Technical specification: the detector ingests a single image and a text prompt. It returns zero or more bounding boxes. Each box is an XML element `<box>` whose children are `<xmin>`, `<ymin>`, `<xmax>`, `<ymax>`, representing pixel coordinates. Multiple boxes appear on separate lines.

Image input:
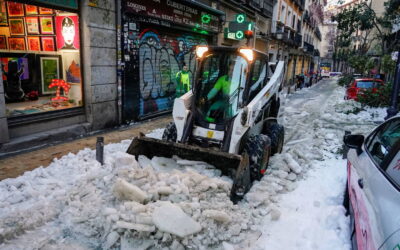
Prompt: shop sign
<box><xmin>123</xmin><ymin>0</ymin><xmax>220</xmax><ymax>32</ymax></box>
<box><xmin>33</xmin><ymin>0</ymin><xmax>78</xmax><ymax>10</ymax></box>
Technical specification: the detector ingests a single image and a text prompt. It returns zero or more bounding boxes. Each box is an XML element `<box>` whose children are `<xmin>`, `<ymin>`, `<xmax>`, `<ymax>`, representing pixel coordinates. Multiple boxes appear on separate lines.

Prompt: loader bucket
<box><xmin>126</xmin><ymin>135</ymin><xmax>251</xmax><ymax>203</ymax></box>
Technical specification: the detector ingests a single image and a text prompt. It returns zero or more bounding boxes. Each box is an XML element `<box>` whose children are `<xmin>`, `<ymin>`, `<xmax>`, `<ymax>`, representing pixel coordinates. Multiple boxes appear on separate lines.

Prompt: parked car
<box><xmin>330</xmin><ymin>71</ymin><xmax>343</xmax><ymax>77</ymax></box>
<box><xmin>343</xmin><ymin>116</ymin><xmax>400</xmax><ymax>250</ymax></box>
<box><xmin>345</xmin><ymin>78</ymin><xmax>384</xmax><ymax>100</ymax></box>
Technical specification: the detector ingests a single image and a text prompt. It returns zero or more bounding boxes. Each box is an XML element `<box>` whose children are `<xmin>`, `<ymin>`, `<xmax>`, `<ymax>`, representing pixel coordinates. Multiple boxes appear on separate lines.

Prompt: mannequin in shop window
<box><xmin>2</xmin><ymin>60</ymin><xmax>25</xmax><ymax>102</ymax></box>
<box><xmin>61</xmin><ymin>17</ymin><xmax>76</xmax><ymax>50</ymax></box>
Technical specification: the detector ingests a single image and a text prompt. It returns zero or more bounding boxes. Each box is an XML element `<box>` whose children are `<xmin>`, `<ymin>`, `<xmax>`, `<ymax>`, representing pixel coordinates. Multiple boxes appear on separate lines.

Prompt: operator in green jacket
<box><xmin>200</xmin><ymin>63</ymin><xmax>238</xmax><ymax>122</ymax></box>
<box><xmin>175</xmin><ymin>65</ymin><xmax>191</xmax><ymax>97</ymax></box>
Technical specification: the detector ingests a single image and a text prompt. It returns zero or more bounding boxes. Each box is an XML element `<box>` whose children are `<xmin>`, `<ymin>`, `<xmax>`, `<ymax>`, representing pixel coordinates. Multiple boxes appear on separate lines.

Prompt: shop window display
<box><xmin>0</xmin><ymin>1</ymin><xmax>82</xmax><ymax>117</ymax></box>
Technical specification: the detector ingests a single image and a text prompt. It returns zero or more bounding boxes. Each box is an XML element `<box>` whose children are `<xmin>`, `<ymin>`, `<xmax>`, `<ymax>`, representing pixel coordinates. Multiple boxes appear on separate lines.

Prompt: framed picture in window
<box><xmin>25</xmin><ymin>4</ymin><xmax>38</xmax><ymax>15</ymax></box>
<box><xmin>7</xmin><ymin>2</ymin><xmax>24</xmax><ymax>17</ymax></box>
<box><xmin>9</xmin><ymin>18</ymin><xmax>25</xmax><ymax>36</ymax></box>
<box><xmin>39</xmin><ymin>16</ymin><xmax>54</xmax><ymax>34</ymax></box>
<box><xmin>26</xmin><ymin>17</ymin><xmax>39</xmax><ymax>34</ymax></box>
<box><xmin>39</xmin><ymin>7</ymin><xmax>53</xmax><ymax>15</ymax></box>
<box><xmin>8</xmin><ymin>37</ymin><xmax>26</xmax><ymax>50</ymax></box>
<box><xmin>0</xmin><ymin>35</ymin><xmax>7</xmax><ymax>49</ymax></box>
<box><xmin>0</xmin><ymin>2</ymin><xmax>8</xmax><ymax>26</ymax></box>
<box><xmin>39</xmin><ymin>55</ymin><xmax>62</xmax><ymax>94</ymax></box>
<box><xmin>41</xmin><ymin>37</ymin><xmax>55</xmax><ymax>51</ymax></box>
<box><xmin>27</xmin><ymin>36</ymin><xmax>40</xmax><ymax>51</ymax></box>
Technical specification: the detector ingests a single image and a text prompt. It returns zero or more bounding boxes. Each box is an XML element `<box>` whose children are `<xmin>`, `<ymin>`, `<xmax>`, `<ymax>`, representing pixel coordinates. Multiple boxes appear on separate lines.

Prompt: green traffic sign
<box><xmin>236</xmin><ymin>14</ymin><xmax>246</xmax><ymax>23</ymax></box>
<box><xmin>236</xmin><ymin>31</ymin><xmax>244</xmax><ymax>39</ymax></box>
<box><xmin>201</xmin><ymin>14</ymin><xmax>211</xmax><ymax>24</ymax></box>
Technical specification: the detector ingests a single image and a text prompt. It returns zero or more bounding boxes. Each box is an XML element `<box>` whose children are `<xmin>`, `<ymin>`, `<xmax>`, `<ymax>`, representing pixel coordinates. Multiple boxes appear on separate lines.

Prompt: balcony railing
<box><xmin>303</xmin><ymin>41</ymin><xmax>314</xmax><ymax>53</ymax></box>
<box><xmin>295</xmin><ymin>33</ymin><xmax>302</xmax><ymax>48</ymax></box>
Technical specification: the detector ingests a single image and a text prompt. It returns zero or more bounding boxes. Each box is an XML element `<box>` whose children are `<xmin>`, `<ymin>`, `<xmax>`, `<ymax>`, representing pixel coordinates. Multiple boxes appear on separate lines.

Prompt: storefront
<box><xmin>120</xmin><ymin>0</ymin><xmax>224</xmax><ymax>121</ymax></box>
<box><xmin>0</xmin><ymin>0</ymin><xmax>82</xmax><ymax>117</ymax></box>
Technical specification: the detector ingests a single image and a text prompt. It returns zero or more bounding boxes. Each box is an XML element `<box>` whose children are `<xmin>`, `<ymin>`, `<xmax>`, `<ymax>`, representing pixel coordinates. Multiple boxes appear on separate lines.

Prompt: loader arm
<box><xmin>228</xmin><ymin>61</ymin><xmax>285</xmax><ymax>154</ymax></box>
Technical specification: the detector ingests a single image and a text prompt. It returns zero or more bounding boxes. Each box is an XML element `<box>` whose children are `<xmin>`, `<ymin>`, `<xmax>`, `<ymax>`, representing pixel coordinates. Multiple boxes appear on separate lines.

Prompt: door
<box><xmin>349</xmin><ymin>118</ymin><xmax>400</xmax><ymax>250</ymax></box>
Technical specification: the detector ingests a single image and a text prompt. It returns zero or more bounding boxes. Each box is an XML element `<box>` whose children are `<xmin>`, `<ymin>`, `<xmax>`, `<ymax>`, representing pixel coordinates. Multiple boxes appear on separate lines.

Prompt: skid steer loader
<box><xmin>127</xmin><ymin>46</ymin><xmax>285</xmax><ymax>202</ymax></box>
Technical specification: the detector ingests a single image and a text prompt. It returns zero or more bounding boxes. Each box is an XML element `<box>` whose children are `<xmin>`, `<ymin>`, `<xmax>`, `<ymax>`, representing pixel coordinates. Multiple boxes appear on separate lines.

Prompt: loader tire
<box><xmin>265</xmin><ymin>123</ymin><xmax>284</xmax><ymax>155</ymax></box>
<box><xmin>244</xmin><ymin>134</ymin><xmax>271</xmax><ymax>181</ymax></box>
<box><xmin>162</xmin><ymin>122</ymin><xmax>177</xmax><ymax>142</ymax></box>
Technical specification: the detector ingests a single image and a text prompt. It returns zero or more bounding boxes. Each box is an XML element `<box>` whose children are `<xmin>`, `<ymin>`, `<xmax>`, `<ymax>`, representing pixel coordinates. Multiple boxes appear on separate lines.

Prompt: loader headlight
<box><xmin>196</xmin><ymin>46</ymin><xmax>209</xmax><ymax>58</ymax></box>
<box><xmin>239</xmin><ymin>48</ymin><xmax>254</xmax><ymax>62</ymax></box>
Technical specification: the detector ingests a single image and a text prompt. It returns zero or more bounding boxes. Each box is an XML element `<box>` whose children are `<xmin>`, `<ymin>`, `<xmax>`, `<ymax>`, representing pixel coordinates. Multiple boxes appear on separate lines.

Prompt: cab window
<box><xmin>366</xmin><ymin>119</ymin><xmax>400</xmax><ymax>168</ymax></box>
<box><xmin>249</xmin><ymin>59</ymin><xmax>266</xmax><ymax>100</ymax></box>
<box><xmin>386</xmin><ymin>151</ymin><xmax>400</xmax><ymax>186</ymax></box>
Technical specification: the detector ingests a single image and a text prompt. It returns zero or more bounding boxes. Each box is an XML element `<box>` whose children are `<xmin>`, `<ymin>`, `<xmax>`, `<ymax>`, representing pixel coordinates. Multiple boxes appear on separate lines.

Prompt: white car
<box><xmin>344</xmin><ymin>116</ymin><xmax>400</xmax><ymax>250</ymax></box>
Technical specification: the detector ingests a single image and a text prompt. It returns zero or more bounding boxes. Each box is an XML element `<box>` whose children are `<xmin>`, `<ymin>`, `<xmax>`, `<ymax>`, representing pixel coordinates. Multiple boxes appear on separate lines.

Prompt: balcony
<box><xmin>314</xmin><ymin>49</ymin><xmax>320</xmax><ymax>57</ymax></box>
<box><xmin>303</xmin><ymin>41</ymin><xmax>314</xmax><ymax>54</ymax></box>
<box><xmin>295</xmin><ymin>33</ymin><xmax>302</xmax><ymax>48</ymax></box>
<box><xmin>246</xmin><ymin>0</ymin><xmax>274</xmax><ymax>18</ymax></box>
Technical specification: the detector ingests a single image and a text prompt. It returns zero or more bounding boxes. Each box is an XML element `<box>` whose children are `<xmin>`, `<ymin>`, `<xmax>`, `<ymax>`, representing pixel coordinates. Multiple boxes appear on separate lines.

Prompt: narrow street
<box><xmin>0</xmin><ymin>78</ymin><xmax>387</xmax><ymax>249</ymax></box>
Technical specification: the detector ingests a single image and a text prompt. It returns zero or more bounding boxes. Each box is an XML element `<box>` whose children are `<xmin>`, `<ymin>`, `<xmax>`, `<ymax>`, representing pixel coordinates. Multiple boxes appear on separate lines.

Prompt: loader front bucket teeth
<box><xmin>126</xmin><ymin>136</ymin><xmax>251</xmax><ymax>202</ymax></box>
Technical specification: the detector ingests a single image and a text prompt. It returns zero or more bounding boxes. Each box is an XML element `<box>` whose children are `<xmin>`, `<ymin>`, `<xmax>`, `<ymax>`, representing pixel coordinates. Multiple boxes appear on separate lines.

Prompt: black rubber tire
<box><xmin>162</xmin><ymin>122</ymin><xmax>177</xmax><ymax>142</ymax></box>
<box><xmin>244</xmin><ymin>134</ymin><xmax>271</xmax><ymax>181</ymax></box>
<box><xmin>270</xmin><ymin>98</ymin><xmax>280</xmax><ymax>118</ymax></box>
<box><xmin>265</xmin><ymin>123</ymin><xmax>284</xmax><ymax>155</ymax></box>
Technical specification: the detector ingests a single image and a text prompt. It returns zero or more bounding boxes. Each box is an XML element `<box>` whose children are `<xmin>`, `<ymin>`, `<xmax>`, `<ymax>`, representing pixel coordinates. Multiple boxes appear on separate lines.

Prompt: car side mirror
<box><xmin>344</xmin><ymin>134</ymin><xmax>364</xmax><ymax>155</ymax></box>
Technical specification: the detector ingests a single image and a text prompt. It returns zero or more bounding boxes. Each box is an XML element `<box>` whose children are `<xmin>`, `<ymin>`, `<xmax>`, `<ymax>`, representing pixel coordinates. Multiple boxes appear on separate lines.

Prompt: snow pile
<box><xmin>0</xmin><ymin>80</ymin><xmax>386</xmax><ymax>249</ymax></box>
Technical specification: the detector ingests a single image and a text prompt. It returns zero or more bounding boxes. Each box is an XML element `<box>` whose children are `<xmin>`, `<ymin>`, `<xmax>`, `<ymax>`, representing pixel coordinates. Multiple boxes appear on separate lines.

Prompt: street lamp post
<box><xmin>386</xmin><ymin>51</ymin><xmax>400</xmax><ymax>120</ymax></box>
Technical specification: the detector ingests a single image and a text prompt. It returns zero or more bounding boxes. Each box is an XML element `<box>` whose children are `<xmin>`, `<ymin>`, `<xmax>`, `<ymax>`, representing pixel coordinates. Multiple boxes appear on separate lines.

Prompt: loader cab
<box><xmin>193</xmin><ymin>47</ymin><xmax>268</xmax><ymax>127</ymax></box>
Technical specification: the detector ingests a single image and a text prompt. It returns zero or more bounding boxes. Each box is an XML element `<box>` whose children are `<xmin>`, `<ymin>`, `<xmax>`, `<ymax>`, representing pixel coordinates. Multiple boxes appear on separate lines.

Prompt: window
<box><xmin>386</xmin><ymin>151</ymin><xmax>400</xmax><ymax>186</ymax></box>
<box><xmin>280</xmin><ymin>4</ymin><xmax>286</xmax><ymax>23</ymax></box>
<box><xmin>292</xmin><ymin>15</ymin><xmax>296</xmax><ymax>28</ymax></box>
<box><xmin>249</xmin><ymin>59</ymin><xmax>266</xmax><ymax>100</ymax></box>
<box><xmin>287</xmin><ymin>10</ymin><xmax>291</xmax><ymax>26</ymax></box>
<box><xmin>366</xmin><ymin>119</ymin><xmax>400</xmax><ymax>167</ymax></box>
<box><xmin>195</xmin><ymin>54</ymin><xmax>248</xmax><ymax>123</ymax></box>
<box><xmin>1</xmin><ymin>1</ymin><xmax>82</xmax><ymax>117</ymax></box>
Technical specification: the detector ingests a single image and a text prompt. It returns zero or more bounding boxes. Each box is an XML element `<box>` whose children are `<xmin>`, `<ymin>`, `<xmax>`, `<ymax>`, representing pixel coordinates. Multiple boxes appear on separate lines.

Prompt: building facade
<box><xmin>0</xmin><ymin>0</ymin><xmax>118</xmax><ymax>155</ymax></box>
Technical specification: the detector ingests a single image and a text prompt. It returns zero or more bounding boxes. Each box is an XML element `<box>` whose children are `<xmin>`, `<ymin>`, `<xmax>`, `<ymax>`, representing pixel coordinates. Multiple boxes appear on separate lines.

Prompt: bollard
<box><xmin>96</xmin><ymin>136</ymin><xmax>104</xmax><ymax>165</ymax></box>
<box><xmin>342</xmin><ymin>131</ymin><xmax>351</xmax><ymax>159</ymax></box>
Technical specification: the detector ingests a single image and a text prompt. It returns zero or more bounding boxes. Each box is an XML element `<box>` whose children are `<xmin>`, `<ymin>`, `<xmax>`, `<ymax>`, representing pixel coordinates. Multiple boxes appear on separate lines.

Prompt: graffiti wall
<box><xmin>136</xmin><ymin>28</ymin><xmax>207</xmax><ymax>117</ymax></box>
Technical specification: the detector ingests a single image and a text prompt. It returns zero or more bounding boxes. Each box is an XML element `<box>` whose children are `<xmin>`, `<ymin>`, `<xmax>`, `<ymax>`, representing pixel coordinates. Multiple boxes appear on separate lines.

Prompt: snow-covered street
<box><xmin>0</xmin><ymin>78</ymin><xmax>387</xmax><ymax>249</ymax></box>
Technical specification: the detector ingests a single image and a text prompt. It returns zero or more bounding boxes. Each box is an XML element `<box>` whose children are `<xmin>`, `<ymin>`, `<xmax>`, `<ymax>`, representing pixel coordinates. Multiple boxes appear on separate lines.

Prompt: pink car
<box><xmin>344</xmin><ymin>116</ymin><xmax>400</xmax><ymax>250</ymax></box>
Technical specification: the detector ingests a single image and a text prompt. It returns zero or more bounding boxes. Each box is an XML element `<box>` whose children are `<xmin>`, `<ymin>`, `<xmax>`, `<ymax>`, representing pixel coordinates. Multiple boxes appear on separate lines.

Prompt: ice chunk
<box><xmin>115</xmin><ymin>221</ymin><xmax>155</xmax><ymax>232</ymax></box>
<box><xmin>138</xmin><ymin>155</ymin><xmax>152</xmax><ymax>168</ymax></box>
<box><xmin>270</xmin><ymin>208</ymin><xmax>281</xmax><ymax>221</ymax></box>
<box><xmin>113</xmin><ymin>178</ymin><xmax>148</xmax><ymax>203</ymax></box>
<box><xmin>202</xmin><ymin>210</ymin><xmax>231</xmax><ymax>223</ymax></box>
<box><xmin>103</xmin><ymin>231</ymin><xmax>120</xmax><ymax>249</ymax></box>
<box><xmin>284</xmin><ymin>153</ymin><xmax>302</xmax><ymax>174</ymax></box>
<box><xmin>113</xmin><ymin>152</ymin><xmax>138</xmax><ymax>168</ymax></box>
<box><xmin>152</xmin><ymin>202</ymin><xmax>202</xmax><ymax>237</ymax></box>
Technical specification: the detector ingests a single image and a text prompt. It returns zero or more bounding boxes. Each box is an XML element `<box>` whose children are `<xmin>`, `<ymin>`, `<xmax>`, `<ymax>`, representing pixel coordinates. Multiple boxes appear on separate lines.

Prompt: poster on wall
<box><xmin>39</xmin><ymin>16</ymin><xmax>54</xmax><ymax>34</ymax></box>
<box><xmin>27</xmin><ymin>36</ymin><xmax>40</xmax><ymax>51</ymax></box>
<box><xmin>40</xmin><ymin>56</ymin><xmax>60</xmax><ymax>94</ymax></box>
<box><xmin>0</xmin><ymin>35</ymin><xmax>6</xmax><ymax>49</ymax></box>
<box><xmin>9</xmin><ymin>18</ymin><xmax>25</xmax><ymax>35</ymax></box>
<box><xmin>8</xmin><ymin>37</ymin><xmax>25</xmax><ymax>50</ymax></box>
<box><xmin>26</xmin><ymin>17</ymin><xmax>40</xmax><ymax>34</ymax></box>
<box><xmin>25</xmin><ymin>4</ymin><xmax>38</xmax><ymax>15</ymax></box>
<box><xmin>55</xmin><ymin>15</ymin><xmax>79</xmax><ymax>50</ymax></box>
<box><xmin>7</xmin><ymin>2</ymin><xmax>24</xmax><ymax>17</ymax></box>
<box><xmin>41</xmin><ymin>37</ymin><xmax>55</xmax><ymax>51</ymax></box>
<box><xmin>0</xmin><ymin>2</ymin><xmax>8</xmax><ymax>26</ymax></box>
<box><xmin>61</xmin><ymin>51</ymin><xmax>80</xmax><ymax>83</ymax></box>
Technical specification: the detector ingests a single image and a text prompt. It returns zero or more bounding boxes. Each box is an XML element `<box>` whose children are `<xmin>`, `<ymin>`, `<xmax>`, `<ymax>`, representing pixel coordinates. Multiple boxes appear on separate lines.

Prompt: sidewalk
<box><xmin>0</xmin><ymin>116</ymin><xmax>171</xmax><ymax>181</ymax></box>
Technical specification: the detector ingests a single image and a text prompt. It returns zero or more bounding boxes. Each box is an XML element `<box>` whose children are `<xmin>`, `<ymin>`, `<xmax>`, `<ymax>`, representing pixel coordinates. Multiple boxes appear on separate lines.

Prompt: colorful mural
<box><xmin>137</xmin><ymin>29</ymin><xmax>207</xmax><ymax>116</ymax></box>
